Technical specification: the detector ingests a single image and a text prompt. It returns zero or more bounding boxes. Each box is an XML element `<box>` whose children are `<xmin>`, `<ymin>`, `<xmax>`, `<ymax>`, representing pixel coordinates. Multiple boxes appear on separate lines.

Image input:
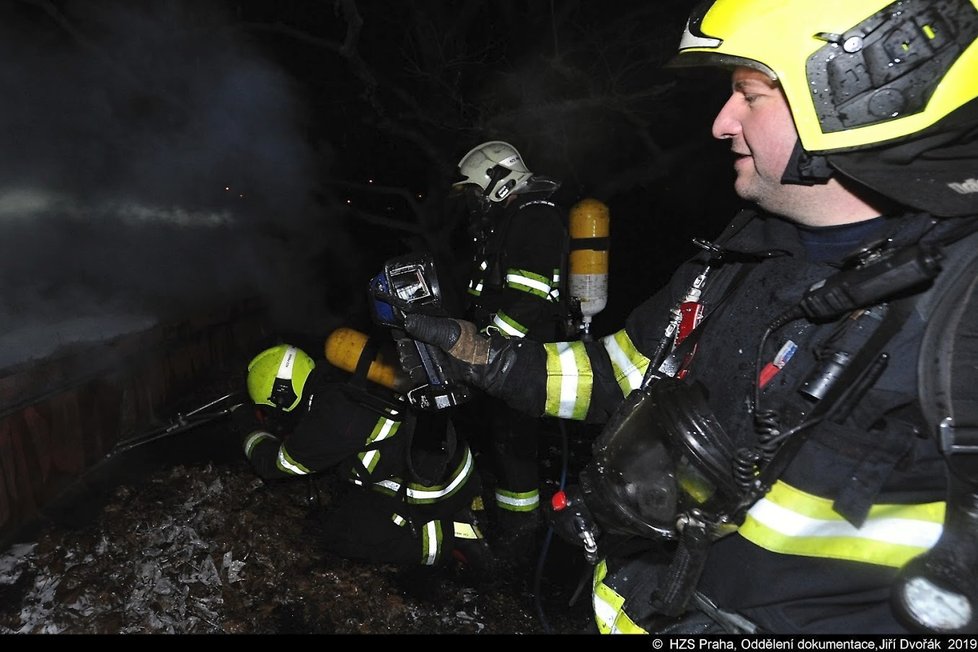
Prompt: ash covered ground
<box><xmin>0</xmin><ymin>413</ymin><xmax>597</xmax><ymax>635</ymax></box>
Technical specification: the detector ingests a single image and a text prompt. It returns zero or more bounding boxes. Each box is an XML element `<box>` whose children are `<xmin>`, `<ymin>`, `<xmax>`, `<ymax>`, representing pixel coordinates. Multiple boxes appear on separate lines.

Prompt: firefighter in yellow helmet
<box><xmin>235</xmin><ymin>340</ymin><xmax>491</xmax><ymax>571</ymax></box>
<box><xmin>398</xmin><ymin>0</ymin><xmax>978</xmax><ymax>634</ymax></box>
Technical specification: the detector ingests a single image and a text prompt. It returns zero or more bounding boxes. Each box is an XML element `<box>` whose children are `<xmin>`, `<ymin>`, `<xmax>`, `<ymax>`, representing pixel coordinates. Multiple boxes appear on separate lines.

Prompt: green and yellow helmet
<box><xmin>669</xmin><ymin>0</ymin><xmax>978</xmax><ymax>154</ymax></box>
<box><xmin>246</xmin><ymin>344</ymin><xmax>316</xmax><ymax>413</ymax></box>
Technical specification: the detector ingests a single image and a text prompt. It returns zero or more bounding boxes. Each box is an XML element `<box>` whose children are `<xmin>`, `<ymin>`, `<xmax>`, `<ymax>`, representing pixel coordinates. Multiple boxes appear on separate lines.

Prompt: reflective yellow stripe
<box><xmin>495</xmin><ymin>488</ymin><xmax>539</xmax><ymax>512</ymax></box>
<box><xmin>543</xmin><ymin>341</ymin><xmax>592</xmax><ymax>419</ymax></box>
<box><xmin>276</xmin><ymin>444</ymin><xmax>311</xmax><ymax>475</ymax></box>
<box><xmin>373</xmin><ymin>446</ymin><xmax>475</xmax><ymax>504</ymax></box>
<box><xmin>505</xmin><ymin>268</ymin><xmax>553</xmax><ymax>299</ymax></box>
<box><xmin>740</xmin><ymin>480</ymin><xmax>945</xmax><ymax>568</ymax></box>
<box><xmin>601</xmin><ymin>330</ymin><xmax>650</xmax><ymax>397</ymax></box>
<box><xmin>358</xmin><ymin>414</ymin><xmax>401</xmax><ymax>473</ymax></box>
<box><xmin>421</xmin><ymin>520</ymin><xmax>442</xmax><ymax>566</ymax></box>
<box><xmin>592</xmin><ymin>560</ymin><xmax>647</xmax><ymax>634</ymax></box>
<box><xmin>492</xmin><ymin>310</ymin><xmax>528</xmax><ymax>337</ymax></box>
<box><xmin>243</xmin><ymin>431</ymin><xmax>276</xmax><ymax>457</ymax></box>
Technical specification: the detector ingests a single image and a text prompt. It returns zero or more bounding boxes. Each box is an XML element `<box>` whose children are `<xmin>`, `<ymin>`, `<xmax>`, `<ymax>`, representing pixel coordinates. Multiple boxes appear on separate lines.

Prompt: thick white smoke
<box><xmin>0</xmin><ymin>1</ymin><xmax>341</xmax><ymax>369</ymax></box>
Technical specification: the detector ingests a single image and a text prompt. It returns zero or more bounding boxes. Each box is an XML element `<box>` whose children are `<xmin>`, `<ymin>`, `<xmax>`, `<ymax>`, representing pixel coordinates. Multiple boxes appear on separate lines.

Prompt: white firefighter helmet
<box><xmin>454</xmin><ymin>140</ymin><xmax>534</xmax><ymax>203</ymax></box>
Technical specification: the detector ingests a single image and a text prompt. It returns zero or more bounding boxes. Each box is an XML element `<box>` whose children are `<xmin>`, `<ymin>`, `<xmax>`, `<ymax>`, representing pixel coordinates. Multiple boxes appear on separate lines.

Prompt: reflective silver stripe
<box><xmin>543</xmin><ymin>341</ymin><xmax>592</xmax><ymax>419</ymax></box>
<box><xmin>468</xmin><ymin>260</ymin><xmax>488</xmax><ymax>296</ymax></box>
<box><xmin>358</xmin><ymin>415</ymin><xmax>401</xmax><ymax>473</ymax></box>
<box><xmin>492</xmin><ymin>310</ymin><xmax>528</xmax><ymax>338</ymax></box>
<box><xmin>243</xmin><ymin>431</ymin><xmax>277</xmax><ymax>458</ymax></box>
<box><xmin>601</xmin><ymin>330</ymin><xmax>649</xmax><ymax>396</ymax></box>
<box><xmin>276</xmin><ymin>346</ymin><xmax>298</xmax><ymax>380</ymax></box>
<box><xmin>592</xmin><ymin>560</ymin><xmax>646</xmax><ymax>634</ymax></box>
<box><xmin>741</xmin><ymin>480</ymin><xmax>945</xmax><ymax>568</ymax></box>
<box><xmin>505</xmin><ymin>269</ymin><xmax>552</xmax><ymax>299</ymax></box>
<box><xmin>374</xmin><ymin>478</ymin><xmax>401</xmax><ymax>494</ymax></box>
<box><xmin>677</xmin><ymin>19</ymin><xmax>722</xmax><ymax>51</ymax></box>
<box><xmin>495</xmin><ymin>488</ymin><xmax>539</xmax><ymax>512</ymax></box>
<box><xmin>276</xmin><ymin>444</ymin><xmax>311</xmax><ymax>475</ymax></box>
<box><xmin>373</xmin><ymin>446</ymin><xmax>475</xmax><ymax>503</ymax></box>
<box><xmin>421</xmin><ymin>520</ymin><xmax>441</xmax><ymax>566</ymax></box>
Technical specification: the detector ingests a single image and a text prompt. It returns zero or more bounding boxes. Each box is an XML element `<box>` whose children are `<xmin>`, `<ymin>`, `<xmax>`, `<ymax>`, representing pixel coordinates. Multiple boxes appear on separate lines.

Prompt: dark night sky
<box><xmin>0</xmin><ymin>0</ymin><xmax>743</xmax><ymax>367</ymax></box>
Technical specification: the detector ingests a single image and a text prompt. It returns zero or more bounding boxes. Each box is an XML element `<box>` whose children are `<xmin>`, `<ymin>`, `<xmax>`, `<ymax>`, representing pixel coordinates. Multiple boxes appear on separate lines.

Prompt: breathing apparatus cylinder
<box><xmin>324</xmin><ymin>327</ymin><xmax>409</xmax><ymax>393</ymax></box>
<box><xmin>568</xmin><ymin>198</ymin><xmax>610</xmax><ymax>338</ymax></box>
<box><xmin>891</xmin><ymin>472</ymin><xmax>978</xmax><ymax>634</ymax></box>
<box><xmin>891</xmin><ymin>248</ymin><xmax>978</xmax><ymax>634</ymax></box>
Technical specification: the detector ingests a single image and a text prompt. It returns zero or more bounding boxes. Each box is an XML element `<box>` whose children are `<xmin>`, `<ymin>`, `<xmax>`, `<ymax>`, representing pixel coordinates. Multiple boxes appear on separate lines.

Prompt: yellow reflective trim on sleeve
<box><xmin>601</xmin><ymin>330</ymin><xmax>650</xmax><ymax>397</ymax></box>
<box><xmin>739</xmin><ymin>480</ymin><xmax>945</xmax><ymax>568</ymax></box>
<box><xmin>276</xmin><ymin>443</ymin><xmax>311</xmax><ymax>476</ymax></box>
<box><xmin>505</xmin><ymin>268</ymin><xmax>553</xmax><ymax>299</ymax></box>
<box><xmin>543</xmin><ymin>341</ymin><xmax>592</xmax><ymax>420</ymax></box>
<box><xmin>492</xmin><ymin>310</ymin><xmax>528</xmax><ymax>338</ymax></box>
<box><xmin>592</xmin><ymin>560</ymin><xmax>648</xmax><ymax>634</ymax></box>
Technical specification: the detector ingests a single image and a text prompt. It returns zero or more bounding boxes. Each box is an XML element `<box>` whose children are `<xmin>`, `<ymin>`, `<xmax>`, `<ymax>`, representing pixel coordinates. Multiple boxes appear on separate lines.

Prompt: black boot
<box><xmin>450</xmin><ymin>500</ymin><xmax>497</xmax><ymax>577</ymax></box>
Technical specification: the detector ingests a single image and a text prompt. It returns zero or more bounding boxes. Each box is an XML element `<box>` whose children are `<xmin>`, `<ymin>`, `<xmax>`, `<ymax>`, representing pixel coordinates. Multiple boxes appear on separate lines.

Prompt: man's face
<box><xmin>711</xmin><ymin>67</ymin><xmax>801</xmax><ymax>213</ymax></box>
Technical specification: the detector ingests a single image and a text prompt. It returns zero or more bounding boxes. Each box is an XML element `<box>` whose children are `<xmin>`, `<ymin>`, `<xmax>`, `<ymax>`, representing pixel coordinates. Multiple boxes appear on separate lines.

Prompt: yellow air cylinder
<box><xmin>568</xmin><ymin>198</ymin><xmax>610</xmax><ymax>330</ymax></box>
<box><xmin>324</xmin><ymin>327</ymin><xmax>408</xmax><ymax>392</ymax></box>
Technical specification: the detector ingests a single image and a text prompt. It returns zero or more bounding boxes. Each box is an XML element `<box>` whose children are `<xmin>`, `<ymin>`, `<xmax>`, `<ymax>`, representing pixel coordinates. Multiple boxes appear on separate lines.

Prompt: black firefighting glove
<box><xmin>230</xmin><ymin>401</ymin><xmax>262</xmax><ymax>435</ymax></box>
<box><xmin>401</xmin><ymin>314</ymin><xmax>520</xmax><ymax>397</ymax></box>
<box><xmin>393</xmin><ymin>334</ymin><xmax>428</xmax><ymax>389</ymax></box>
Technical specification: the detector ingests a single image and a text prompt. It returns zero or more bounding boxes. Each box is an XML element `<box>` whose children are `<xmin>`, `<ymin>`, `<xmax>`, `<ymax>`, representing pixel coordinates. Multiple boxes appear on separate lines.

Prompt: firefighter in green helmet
<box><xmin>398</xmin><ymin>0</ymin><xmax>978</xmax><ymax>635</ymax></box>
<box><xmin>235</xmin><ymin>340</ymin><xmax>492</xmax><ymax>572</ymax></box>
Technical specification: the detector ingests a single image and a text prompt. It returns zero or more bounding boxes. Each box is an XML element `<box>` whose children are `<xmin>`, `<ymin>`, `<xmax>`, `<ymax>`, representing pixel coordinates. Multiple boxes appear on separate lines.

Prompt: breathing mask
<box><xmin>553</xmin><ymin>376</ymin><xmax>744</xmax><ymax>551</ymax></box>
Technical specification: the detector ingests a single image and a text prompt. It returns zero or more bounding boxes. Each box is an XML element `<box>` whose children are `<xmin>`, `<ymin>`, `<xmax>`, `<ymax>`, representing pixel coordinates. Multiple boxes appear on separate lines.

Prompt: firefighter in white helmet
<box><xmin>449</xmin><ymin>140</ymin><xmax>572</xmax><ymax>566</ymax></box>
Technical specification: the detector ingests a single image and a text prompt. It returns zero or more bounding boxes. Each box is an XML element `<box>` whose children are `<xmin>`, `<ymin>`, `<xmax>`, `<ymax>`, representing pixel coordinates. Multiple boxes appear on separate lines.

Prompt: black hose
<box><xmin>532</xmin><ymin>417</ymin><xmax>571</xmax><ymax>634</ymax></box>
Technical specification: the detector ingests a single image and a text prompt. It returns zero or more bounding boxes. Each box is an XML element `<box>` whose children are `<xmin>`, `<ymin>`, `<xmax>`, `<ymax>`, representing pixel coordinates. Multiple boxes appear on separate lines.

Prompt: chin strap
<box><xmin>780</xmin><ymin>140</ymin><xmax>835</xmax><ymax>186</ymax></box>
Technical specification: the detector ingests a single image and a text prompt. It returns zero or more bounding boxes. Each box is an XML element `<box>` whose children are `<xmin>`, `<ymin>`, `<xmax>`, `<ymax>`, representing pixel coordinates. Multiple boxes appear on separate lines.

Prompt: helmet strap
<box><xmin>270</xmin><ymin>377</ymin><xmax>298</xmax><ymax>411</ymax></box>
<box><xmin>781</xmin><ymin>140</ymin><xmax>834</xmax><ymax>186</ymax></box>
<box><xmin>484</xmin><ymin>164</ymin><xmax>512</xmax><ymax>200</ymax></box>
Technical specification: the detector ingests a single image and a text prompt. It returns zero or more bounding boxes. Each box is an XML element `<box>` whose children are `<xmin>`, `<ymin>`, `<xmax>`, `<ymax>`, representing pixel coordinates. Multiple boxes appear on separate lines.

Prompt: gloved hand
<box><xmin>394</xmin><ymin>336</ymin><xmax>429</xmax><ymax>388</ymax></box>
<box><xmin>402</xmin><ymin>314</ymin><xmax>520</xmax><ymax>395</ymax></box>
<box><xmin>230</xmin><ymin>401</ymin><xmax>262</xmax><ymax>435</ymax></box>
